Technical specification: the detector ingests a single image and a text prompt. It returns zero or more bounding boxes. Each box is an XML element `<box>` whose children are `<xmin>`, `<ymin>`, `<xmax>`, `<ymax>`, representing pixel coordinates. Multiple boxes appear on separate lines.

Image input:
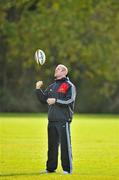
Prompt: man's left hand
<box><xmin>47</xmin><ymin>98</ymin><xmax>56</xmax><ymax>105</ymax></box>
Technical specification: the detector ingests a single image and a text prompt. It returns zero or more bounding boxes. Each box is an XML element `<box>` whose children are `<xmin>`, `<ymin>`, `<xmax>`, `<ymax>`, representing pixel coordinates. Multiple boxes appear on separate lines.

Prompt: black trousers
<box><xmin>46</xmin><ymin>121</ymin><xmax>72</xmax><ymax>173</ymax></box>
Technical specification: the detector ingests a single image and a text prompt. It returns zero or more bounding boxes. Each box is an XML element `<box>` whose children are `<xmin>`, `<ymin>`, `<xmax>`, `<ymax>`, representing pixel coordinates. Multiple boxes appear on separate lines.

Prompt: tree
<box><xmin>0</xmin><ymin>0</ymin><xmax>119</xmax><ymax>112</ymax></box>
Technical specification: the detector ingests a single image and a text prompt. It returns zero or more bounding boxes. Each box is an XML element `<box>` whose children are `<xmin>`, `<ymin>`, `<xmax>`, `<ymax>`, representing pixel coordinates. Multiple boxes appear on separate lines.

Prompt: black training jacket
<box><xmin>36</xmin><ymin>77</ymin><xmax>76</xmax><ymax>123</ymax></box>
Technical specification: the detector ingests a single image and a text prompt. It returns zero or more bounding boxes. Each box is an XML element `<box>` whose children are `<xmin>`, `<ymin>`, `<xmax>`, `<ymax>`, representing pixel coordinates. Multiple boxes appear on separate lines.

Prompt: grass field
<box><xmin>0</xmin><ymin>113</ymin><xmax>119</xmax><ymax>180</ymax></box>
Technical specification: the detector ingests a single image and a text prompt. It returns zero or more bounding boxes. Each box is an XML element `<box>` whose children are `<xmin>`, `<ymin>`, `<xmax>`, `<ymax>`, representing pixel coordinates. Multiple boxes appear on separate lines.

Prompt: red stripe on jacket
<box><xmin>57</xmin><ymin>82</ymin><xmax>69</xmax><ymax>93</ymax></box>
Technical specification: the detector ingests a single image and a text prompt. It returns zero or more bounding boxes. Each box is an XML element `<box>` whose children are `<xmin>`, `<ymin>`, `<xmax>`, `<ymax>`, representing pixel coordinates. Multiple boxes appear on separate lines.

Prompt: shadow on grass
<box><xmin>0</xmin><ymin>171</ymin><xmax>62</xmax><ymax>177</ymax></box>
<box><xmin>0</xmin><ymin>171</ymin><xmax>69</xmax><ymax>177</ymax></box>
<box><xmin>0</xmin><ymin>172</ymin><xmax>40</xmax><ymax>177</ymax></box>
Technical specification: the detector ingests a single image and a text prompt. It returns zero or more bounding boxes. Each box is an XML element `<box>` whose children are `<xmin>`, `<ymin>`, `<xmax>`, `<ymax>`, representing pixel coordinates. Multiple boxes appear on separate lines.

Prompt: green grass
<box><xmin>0</xmin><ymin>113</ymin><xmax>119</xmax><ymax>180</ymax></box>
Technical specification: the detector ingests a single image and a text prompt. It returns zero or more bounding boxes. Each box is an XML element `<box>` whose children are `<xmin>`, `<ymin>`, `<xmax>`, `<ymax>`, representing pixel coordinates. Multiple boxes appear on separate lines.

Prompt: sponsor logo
<box><xmin>57</xmin><ymin>83</ymin><xmax>69</xmax><ymax>93</ymax></box>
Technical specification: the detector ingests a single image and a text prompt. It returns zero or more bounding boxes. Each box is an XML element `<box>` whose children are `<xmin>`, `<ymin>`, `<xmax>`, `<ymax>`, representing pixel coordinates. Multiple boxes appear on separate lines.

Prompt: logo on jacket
<box><xmin>57</xmin><ymin>83</ymin><xmax>69</xmax><ymax>93</ymax></box>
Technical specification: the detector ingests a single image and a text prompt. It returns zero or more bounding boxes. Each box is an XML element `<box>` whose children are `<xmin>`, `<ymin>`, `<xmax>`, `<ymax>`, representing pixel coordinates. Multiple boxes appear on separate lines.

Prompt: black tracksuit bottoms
<box><xmin>46</xmin><ymin>121</ymin><xmax>72</xmax><ymax>173</ymax></box>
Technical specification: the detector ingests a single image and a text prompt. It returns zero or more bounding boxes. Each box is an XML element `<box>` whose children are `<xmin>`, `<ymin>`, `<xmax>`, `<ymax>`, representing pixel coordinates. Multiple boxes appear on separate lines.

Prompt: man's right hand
<box><xmin>36</xmin><ymin>81</ymin><xmax>43</xmax><ymax>89</ymax></box>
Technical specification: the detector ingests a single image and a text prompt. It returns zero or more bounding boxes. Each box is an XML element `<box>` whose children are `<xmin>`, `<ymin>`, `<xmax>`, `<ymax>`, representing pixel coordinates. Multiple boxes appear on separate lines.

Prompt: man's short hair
<box><xmin>58</xmin><ymin>64</ymin><xmax>68</xmax><ymax>75</ymax></box>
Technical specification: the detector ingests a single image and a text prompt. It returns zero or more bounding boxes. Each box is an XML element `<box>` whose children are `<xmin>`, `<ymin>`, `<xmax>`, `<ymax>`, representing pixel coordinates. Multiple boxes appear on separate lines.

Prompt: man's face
<box><xmin>54</xmin><ymin>65</ymin><xmax>66</xmax><ymax>79</ymax></box>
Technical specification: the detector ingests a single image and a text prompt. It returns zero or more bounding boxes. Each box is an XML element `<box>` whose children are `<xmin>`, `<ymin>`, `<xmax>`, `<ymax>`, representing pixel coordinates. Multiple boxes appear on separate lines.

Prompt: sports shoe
<box><xmin>63</xmin><ymin>171</ymin><xmax>71</xmax><ymax>174</ymax></box>
<box><xmin>40</xmin><ymin>170</ymin><xmax>56</xmax><ymax>174</ymax></box>
<box><xmin>40</xmin><ymin>170</ymin><xmax>49</xmax><ymax>174</ymax></box>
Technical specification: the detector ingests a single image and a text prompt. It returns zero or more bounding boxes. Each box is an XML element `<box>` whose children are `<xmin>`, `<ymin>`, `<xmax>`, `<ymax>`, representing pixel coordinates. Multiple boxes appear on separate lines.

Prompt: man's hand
<box><xmin>36</xmin><ymin>81</ymin><xmax>43</xmax><ymax>89</ymax></box>
<box><xmin>47</xmin><ymin>98</ymin><xmax>56</xmax><ymax>105</ymax></box>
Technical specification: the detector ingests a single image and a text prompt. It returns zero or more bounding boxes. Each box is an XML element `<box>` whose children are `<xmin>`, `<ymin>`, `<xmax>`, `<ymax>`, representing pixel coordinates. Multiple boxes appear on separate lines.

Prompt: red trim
<box><xmin>57</xmin><ymin>83</ymin><xmax>69</xmax><ymax>93</ymax></box>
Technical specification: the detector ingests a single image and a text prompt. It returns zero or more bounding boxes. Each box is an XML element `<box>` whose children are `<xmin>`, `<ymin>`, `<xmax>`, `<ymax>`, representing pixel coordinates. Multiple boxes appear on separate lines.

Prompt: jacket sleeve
<box><xmin>56</xmin><ymin>84</ymin><xmax>76</xmax><ymax>106</ymax></box>
<box><xmin>36</xmin><ymin>88</ymin><xmax>48</xmax><ymax>104</ymax></box>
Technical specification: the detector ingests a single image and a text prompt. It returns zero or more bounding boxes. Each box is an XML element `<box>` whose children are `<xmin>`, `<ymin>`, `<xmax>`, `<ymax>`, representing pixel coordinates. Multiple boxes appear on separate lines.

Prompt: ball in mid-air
<box><xmin>35</xmin><ymin>49</ymin><xmax>46</xmax><ymax>65</ymax></box>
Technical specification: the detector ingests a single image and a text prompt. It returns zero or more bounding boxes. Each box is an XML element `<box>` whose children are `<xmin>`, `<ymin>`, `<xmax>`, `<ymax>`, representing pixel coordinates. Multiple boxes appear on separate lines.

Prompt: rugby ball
<box><xmin>35</xmin><ymin>49</ymin><xmax>46</xmax><ymax>65</ymax></box>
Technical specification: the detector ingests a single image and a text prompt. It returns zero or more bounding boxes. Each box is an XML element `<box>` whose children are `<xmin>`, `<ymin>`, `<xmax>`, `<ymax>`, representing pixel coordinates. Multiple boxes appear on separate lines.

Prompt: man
<box><xmin>36</xmin><ymin>64</ymin><xmax>76</xmax><ymax>174</ymax></box>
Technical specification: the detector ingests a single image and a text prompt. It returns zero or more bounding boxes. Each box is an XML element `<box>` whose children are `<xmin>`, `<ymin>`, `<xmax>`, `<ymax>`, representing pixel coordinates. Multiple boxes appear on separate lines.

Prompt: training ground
<box><xmin>0</xmin><ymin>113</ymin><xmax>119</xmax><ymax>180</ymax></box>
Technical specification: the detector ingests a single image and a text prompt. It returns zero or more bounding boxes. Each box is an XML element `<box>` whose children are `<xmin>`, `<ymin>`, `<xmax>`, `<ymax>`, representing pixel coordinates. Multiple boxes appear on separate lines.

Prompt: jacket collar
<box><xmin>55</xmin><ymin>76</ymin><xmax>69</xmax><ymax>82</ymax></box>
